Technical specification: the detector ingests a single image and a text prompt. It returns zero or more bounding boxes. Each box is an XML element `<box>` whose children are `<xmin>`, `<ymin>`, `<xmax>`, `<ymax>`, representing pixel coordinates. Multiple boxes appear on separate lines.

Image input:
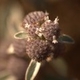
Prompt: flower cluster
<box><xmin>13</xmin><ymin>39</ymin><xmax>26</xmax><ymax>57</ymax></box>
<box><xmin>41</xmin><ymin>20</ymin><xmax>60</xmax><ymax>41</ymax></box>
<box><xmin>22</xmin><ymin>11</ymin><xmax>49</xmax><ymax>28</ymax></box>
<box><xmin>26</xmin><ymin>39</ymin><xmax>54</xmax><ymax>62</ymax></box>
<box><xmin>22</xmin><ymin>11</ymin><xmax>64</xmax><ymax>62</ymax></box>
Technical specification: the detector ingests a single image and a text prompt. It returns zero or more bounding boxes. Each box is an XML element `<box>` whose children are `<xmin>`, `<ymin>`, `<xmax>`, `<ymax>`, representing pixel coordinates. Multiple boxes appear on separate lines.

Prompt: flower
<box><xmin>20</xmin><ymin>11</ymin><xmax>65</xmax><ymax>62</ymax></box>
<box><xmin>22</xmin><ymin>11</ymin><xmax>49</xmax><ymax>29</ymax></box>
<box><xmin>26</xmin><ymin>39</ymin><xmax>54</xmax><ymax>62</ymax></box>
<box><xmin>40</xmin><ymin>19</ymin><xmax>60</xmax><ymax>42</ymax></box>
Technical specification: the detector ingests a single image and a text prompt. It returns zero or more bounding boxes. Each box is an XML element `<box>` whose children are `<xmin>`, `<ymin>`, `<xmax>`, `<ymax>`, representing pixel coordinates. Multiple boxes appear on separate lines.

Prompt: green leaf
<box><xmin>25</xmin><ymin>60</ymin><xmax>41</xmax><ymax>80</ymax></box>
<box><xmin>50</xmin><ymin>58</ymin><xmax>68</xmax><ymax>77</ymax></box>
<box><xmin>58</xmin><ymin>34</ymin><xmax>74</xmax><ymax>44</ymax></box>
<box><xmin>14</xmin><ymin>31</ymin><xmax>28</xmax><ymax>39</ymax></box>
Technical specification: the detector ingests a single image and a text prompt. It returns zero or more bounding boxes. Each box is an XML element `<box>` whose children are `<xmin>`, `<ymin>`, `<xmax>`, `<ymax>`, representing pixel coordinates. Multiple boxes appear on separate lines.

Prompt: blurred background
<box><xmin>0</xmin><ymin>0</ymin><xmax>80</xmax><ymax>80</ymax></box>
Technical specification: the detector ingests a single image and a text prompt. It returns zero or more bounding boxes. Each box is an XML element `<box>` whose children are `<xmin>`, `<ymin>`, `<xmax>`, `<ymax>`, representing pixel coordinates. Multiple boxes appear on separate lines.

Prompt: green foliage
<box><xmin>50</xmin><ymin>58</ymin><xmax>68</xmax><ymax>77</ymax></box>
<box><xmin>25</xmin><ymin>60</ymin><xmax>41</xmax><ymax>80</ymax></box>
<box><xmin>14</xmin><ymin>31</ymin><xmax>28</xmax><ymax>39</ymax></box>
<box><xmin>58</xmin><ymin>34</ymin><xmax>74</xmax><ymax>44</ymax></box>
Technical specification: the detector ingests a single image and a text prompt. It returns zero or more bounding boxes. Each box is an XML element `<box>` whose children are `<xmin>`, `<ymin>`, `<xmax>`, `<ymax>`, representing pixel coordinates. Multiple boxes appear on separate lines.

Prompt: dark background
<box><xmin>0</xmin><ymin>0</ymin><xmax>80</xmax><ymax>80</ymax></box>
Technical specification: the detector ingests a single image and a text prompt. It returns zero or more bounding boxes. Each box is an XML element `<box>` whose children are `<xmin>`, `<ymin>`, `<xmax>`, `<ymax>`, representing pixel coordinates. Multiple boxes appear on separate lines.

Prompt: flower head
<box><xmin>26</xmin><ymin>39</ymin><xmax>54</xmax><ymax>62</ymax></box>
<box><xmin>20</xmin><ymin>11</ymin><xmax>66</xmax><ymax>62</ymax></box>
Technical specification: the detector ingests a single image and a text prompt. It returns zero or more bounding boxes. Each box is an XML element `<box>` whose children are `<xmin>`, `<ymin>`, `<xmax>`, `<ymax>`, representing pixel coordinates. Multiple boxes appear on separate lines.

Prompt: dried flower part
<box><xmin>13</xmin><ymin>39</ymin><xmax>26</xmax><ymax>57</ymax></box>
<box><xmin>40</xmin><ymin>20</ymin><xmax>60</xmax><ymax>41</ymax></box>
<box><xmin>26</xmin><ymin>39</ymin><xmax>54</xmax><ymax>62</ymax></box>
<box><xmin>22</xmin><ymin>11</ymin><xmax>49</xmax><ymax>28</ymax></box>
